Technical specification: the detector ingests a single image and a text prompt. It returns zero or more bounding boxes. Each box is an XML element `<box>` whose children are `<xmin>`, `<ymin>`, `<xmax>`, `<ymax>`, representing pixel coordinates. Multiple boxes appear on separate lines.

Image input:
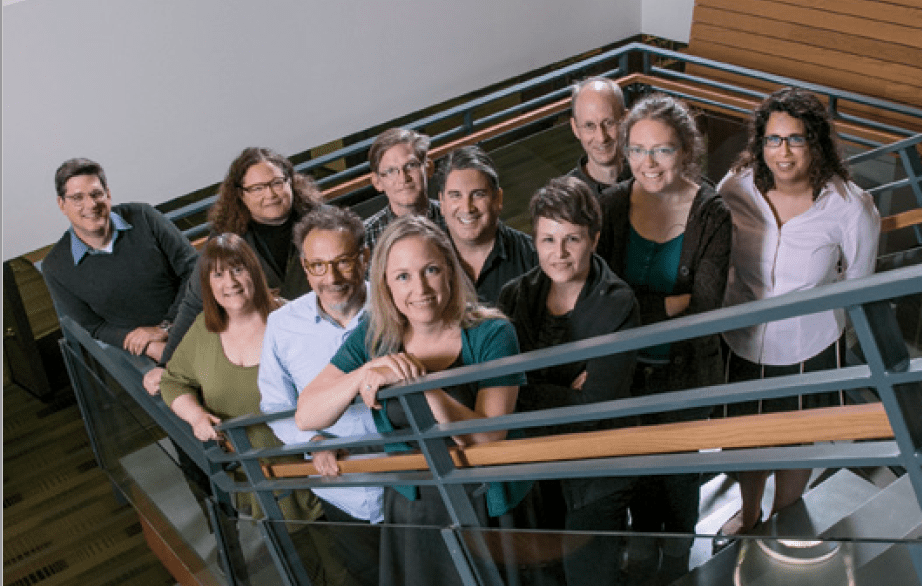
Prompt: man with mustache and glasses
<box><xmin>364</xmin><ymin>127</ymin><xmax>447</xmax><ymax>251</ymax></box>
<box><xmin>436</xmin><ymin>145</ymin><xmax>537</xmax><ymax>304</ymax></box>
<box><xmin>568</xmin><ymin>76</ymin><xmax>632</xmax><ymax>195</ymax></box>
<box><xmin>258</xmin><ymin>205</ymin><xmax>382</xmax><ymax>586</ymax></box>
<box><xmin>43</xmin><ymin>158</ymin><xmax>197</xmax><ymax>362</ymax></box>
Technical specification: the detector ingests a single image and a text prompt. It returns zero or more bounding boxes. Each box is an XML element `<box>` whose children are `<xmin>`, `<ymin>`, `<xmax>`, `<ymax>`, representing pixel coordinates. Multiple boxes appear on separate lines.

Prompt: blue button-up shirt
<box><xmin>258</xmin><ymin>285</ymin><xmax>383</xmax><ymax>523</ymax></box>
<box><xmin>69</xmin><ymin>211</ymin><xmax>132</xmax><ymax>264</ymax></box>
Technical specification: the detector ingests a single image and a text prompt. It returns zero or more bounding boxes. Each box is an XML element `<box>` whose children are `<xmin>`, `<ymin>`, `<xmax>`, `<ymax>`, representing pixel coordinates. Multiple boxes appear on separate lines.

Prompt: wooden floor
<box><xmin>3</xmin><ymin>381</ymin><xmax>176</xmax><ymax>586</ymax></box>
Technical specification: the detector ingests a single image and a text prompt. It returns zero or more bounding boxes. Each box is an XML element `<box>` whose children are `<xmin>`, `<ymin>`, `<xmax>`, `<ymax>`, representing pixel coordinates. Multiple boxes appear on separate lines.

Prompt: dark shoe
<box><xmin>713</xmin><ymin>509</ymin><xmax>762</xmax><ymax>555</ymax></box>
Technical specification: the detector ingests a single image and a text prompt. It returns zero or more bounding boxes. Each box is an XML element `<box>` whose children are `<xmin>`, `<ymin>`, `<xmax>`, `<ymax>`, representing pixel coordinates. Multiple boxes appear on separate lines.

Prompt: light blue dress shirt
<box><xmin>69</xmin><ymin>211</ymin><xmax>132</xmax><ymax>264</ymax></box>
<box><xmin>258</xmin><ymin>284</ymin><xmax>383</xmax><ymax>523</ymax></box>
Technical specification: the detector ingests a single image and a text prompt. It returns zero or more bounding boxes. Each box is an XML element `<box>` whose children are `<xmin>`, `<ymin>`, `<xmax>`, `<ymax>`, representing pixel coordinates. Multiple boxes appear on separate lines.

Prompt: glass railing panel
<box><xmin>453</xmin><ymin>527</ymin><xmax>922</xmax><ymax>586</ymax></box>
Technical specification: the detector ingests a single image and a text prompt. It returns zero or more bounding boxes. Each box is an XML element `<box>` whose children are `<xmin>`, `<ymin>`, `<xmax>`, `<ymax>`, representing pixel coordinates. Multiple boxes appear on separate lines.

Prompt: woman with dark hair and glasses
<box><xmin>498</xmin><ymin>176</ymin><xmax>639</xmax><ymax>586</ymax></box>
<box><xmin>595</xmin><ymin>93</ymin><xmax>731</xmax><ymax>582</ymax></box>
<box><xmin>145</xmin><ymin>147</ymin><xmax>321</xmax><ymax>394</ymax></box>
<box><xmin>714</xmin><ymin>87</ymin><xmax>880</xmax><ymax>548</ymax></box>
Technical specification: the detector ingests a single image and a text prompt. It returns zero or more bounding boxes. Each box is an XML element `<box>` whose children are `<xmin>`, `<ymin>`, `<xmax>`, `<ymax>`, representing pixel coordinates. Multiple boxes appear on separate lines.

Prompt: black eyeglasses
<box><xmin>240</xmin><ymin>177</ymin><xmax>289</xmax><ymax>195</ymax></box>
<box><xmin>763</xmin><ymin>135</ymin><xmax>808</xmax><ymax>149</ymax></box>
<box><xmin>302</xmin><ymin>252</ymin><xmax>361</xmax><ymax>276</ymax></box>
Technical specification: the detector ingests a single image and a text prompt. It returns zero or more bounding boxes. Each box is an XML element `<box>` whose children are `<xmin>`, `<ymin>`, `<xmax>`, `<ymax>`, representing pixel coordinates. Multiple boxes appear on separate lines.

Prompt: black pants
<box><xmin>319</xmin><ymin>500</ymin><xmax>380</xmax><ymax>586</ymax></box>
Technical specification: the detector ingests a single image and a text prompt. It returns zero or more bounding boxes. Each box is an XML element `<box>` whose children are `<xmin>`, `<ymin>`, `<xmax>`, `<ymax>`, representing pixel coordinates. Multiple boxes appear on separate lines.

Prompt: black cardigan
<box><xmin>498</xmin><ymin>255</ymin><xmax>639</xmax><ymax>510</ymax></box>
<box><xmin>597</xmin><ymin>179</ymin><xmax>732</xmax><ymax>398</ymax></box>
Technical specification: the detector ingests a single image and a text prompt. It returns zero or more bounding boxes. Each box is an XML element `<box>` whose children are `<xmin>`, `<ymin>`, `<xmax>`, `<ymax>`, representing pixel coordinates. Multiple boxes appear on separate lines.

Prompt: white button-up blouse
<box><xmin>719</xmin><ymin>168</ymin><xmax>880</xmax><ymax>365</ymax></box>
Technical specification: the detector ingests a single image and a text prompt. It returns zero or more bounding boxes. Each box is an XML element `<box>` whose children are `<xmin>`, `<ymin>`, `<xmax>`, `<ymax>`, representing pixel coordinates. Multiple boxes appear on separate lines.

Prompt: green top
<box><xmin>162</xmin><ymin>313</ymin><xmax>321</xmax><ymax>522</ymax></box>
<box><xmin>161</xmin><ymin>314</ymin><xmax>262</xmax><ymax>420</ymax></box>
<box><xmin>624</xmin><ymin>224</ymin><xmax>684</xmax><ymax>361</ymax></box>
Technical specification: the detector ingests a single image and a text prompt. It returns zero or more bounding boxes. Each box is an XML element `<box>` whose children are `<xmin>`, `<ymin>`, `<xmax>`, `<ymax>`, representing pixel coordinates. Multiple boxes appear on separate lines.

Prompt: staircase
<box><xmin>679</xmin><ymin>469</ymin><xmax>922</xmax><ymax>585</ymax></box>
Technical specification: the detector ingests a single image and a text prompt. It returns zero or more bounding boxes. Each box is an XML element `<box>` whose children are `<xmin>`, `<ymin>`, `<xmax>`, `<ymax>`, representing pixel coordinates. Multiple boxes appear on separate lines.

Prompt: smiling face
<box><xmin>371</xmin><ymin>143</ymin><xmax>428</xmax><ymax>216</ymax></box>
<box><xmin>439</xmin><ymin>168</ymin><xmax>503</xmax><ymax>247</ymax></box>
<box><xmin>239</xmin><ymin>161</ymin><xmax>293</xmax><ymax>225</ymax></box>
<box><xmin>570</xmin><ymin>84</ymin><xmax>622</xmax><ymax>172</ymax></box>
<box><xmin>208</xmin><ymin>262</ymin><xmax>255</xmax><ymax>315</ymax></box>
<box><xmin>627</xmin><ymin>118</ymin><xmax>683</xmax><ymax>195</ymax></box>
<box><xmin>534</xmin><ymin>216</ymin><xmax>598</xmax><ymax>286</ymax></box>
<box><xmin>385</xmin><ymin>235</ymin><xmax>451</xmax><ymax>329</ymax></box>
<box><xmin>58</xmin><ymin>174</ymin><xmax>112</xmax><ymax>243</ymax></box>
<box><xmin>763</xmin><ymin>111</ymin><xmax>812</xmax><ymax>187</ymax></box>
<box><xmin>301</xmin><ymin>228</ymin><xmax>367</xmax><ymax>320</ymax></box>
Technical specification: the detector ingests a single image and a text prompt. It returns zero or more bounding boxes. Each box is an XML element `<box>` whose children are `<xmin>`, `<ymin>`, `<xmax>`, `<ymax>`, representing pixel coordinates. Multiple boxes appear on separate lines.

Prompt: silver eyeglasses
<box><xmin>625</xmin><ymin>146</ymin><xmax>678</xmax><ymax>163</ymax></box>
<box><xmin>377</xmin><ymin>160</ymin><xmax>422</xmax><ymax>181</ymax></box>
<box><xmin>62</xmin><ymin>189</ymin><xmax>109</xmax><ymax>207</ymax></box>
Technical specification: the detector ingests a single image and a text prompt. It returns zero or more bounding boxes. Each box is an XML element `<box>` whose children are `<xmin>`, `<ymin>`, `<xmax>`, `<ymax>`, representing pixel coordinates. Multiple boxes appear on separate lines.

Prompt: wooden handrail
<box><xmin>262</xmin><ymin>403</ymin><xmax>893</xmax><ymax>479</ymax></box>
<box><xmin>881</xmin><ymin>208</ymin><xmax>922</xmax><ymax>234</ymax></box>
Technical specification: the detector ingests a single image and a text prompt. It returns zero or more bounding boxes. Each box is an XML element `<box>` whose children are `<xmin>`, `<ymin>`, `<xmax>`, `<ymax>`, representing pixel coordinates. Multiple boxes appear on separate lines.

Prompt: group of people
<box><xmin>43</xmin><ymin>76</ymin><xmax>880</xmax><ymax>585</ymax></box>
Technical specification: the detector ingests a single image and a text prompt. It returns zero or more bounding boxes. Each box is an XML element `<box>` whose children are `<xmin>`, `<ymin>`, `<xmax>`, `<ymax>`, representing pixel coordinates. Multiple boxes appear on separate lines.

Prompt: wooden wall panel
<box><xmin>688</xmin><ymin>0</ymin><xmax>922</xmax><ymax>112</ymax></box>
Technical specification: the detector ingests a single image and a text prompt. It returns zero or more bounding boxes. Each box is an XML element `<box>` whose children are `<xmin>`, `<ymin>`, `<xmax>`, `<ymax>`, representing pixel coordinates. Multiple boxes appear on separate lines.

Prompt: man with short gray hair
<box><xmin>568</xmin><ymin>76</ymin><xmax>630</xmax><ymax>194</ymax></box>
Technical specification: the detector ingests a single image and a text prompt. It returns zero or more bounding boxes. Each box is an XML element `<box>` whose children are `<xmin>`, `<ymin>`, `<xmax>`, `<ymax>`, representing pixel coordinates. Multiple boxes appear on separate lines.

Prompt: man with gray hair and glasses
<box><xmin>568</xmin><ymin>76</ymin><xmax>631</xmax><ymax>194</ymax></box>
<box><xmin>259</xmin><ymin>205</ymin><xmax>382</xmax><ymax>586</ymax></box>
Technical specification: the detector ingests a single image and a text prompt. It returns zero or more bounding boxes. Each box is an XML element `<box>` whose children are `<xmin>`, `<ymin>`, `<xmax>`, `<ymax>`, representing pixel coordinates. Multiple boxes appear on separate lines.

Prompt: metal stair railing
<box><xmin>60</xmin><ymin>262</ymin><xmax>922</xmax><ymax>585</ymax></box>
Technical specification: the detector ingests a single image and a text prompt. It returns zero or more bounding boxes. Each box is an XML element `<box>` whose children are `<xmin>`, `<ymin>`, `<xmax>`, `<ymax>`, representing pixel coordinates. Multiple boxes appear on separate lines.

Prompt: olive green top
<box><xmin>162</xmin><ymin>314</ymin><xmax>321</xmax><ymax>522</ymax></box>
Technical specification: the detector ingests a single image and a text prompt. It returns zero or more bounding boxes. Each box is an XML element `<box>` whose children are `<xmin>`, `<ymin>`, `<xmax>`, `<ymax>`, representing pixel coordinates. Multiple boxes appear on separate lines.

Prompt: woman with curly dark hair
<box><xmin>145</xmin><ymin>147</ymin><xmax>320</xmax><ymax>391</ymax></box>
<box><xmin>714</xmin><ymin>87</ymin><xmax>880</xmax><ymax>549</ymax></box>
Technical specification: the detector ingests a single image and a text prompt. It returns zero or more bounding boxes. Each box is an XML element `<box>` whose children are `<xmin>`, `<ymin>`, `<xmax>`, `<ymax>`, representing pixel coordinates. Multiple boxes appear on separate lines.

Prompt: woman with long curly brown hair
<box><xmin>714</xmin><ymin>87</ymin><xmax>880</xmax><ymax>549</ymax></box>
<box><xmin>145</xmin><ymin>147</ymin><xmax>321</xmax><ymax>394</ymax></box>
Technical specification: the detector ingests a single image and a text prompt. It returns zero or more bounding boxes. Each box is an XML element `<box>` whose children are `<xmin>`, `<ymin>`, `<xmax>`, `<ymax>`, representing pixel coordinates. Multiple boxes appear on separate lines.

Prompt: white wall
<box><xmin>642</xmin><ymin>0</ymin><xmax>695</xmax><ymax>44</ymax></box>
<box><xmin>2</xmin><ymin>0</ymin><xmax>690</xmax><ymax>260</ymax></box>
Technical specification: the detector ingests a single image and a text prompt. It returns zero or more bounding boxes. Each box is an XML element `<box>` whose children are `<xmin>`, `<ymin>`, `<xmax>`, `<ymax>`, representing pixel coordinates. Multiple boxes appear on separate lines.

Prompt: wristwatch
<box><xmin>158</xmin><ymin>320</ymin><xmax>172</xmax><ymax>334</ymax></box>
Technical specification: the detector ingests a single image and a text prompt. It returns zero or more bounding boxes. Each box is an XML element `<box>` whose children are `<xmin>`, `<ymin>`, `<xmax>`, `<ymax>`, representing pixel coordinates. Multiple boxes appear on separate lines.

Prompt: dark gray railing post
<box><xmin>222</xmin><ymin>425</ymin><xmax>314</xmax><ymax>586</ymax></box>
<box><xmin>846</xmin><ymin>301</ymin><xmax>922</xmax><ymax>583</ymax></box>
<box><xmin>57</xmin><ymin>336</ymin><xmax>125</xmax><ymax>504</ymax></box>
<box><xmin>398</xmin><ymin>392</ymin><xmax>505</xmax><ymax>586</ymax></box>
<box><xmin>898</xmin><ymin>143</ymin><xmax>922</xmax><ymax>246</ymax></box>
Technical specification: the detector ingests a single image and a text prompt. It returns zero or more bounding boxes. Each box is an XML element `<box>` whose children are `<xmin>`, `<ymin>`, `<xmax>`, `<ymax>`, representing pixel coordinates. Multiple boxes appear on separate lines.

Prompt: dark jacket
<box><xmin>498</xmin><ymin>254</ymin><xmax>639</xmax><ymax>510</ymax></box>
<box><xmin>597</xmin><ymin>179</ymin><xmax>732</xmax><ymax>401</ymax></box>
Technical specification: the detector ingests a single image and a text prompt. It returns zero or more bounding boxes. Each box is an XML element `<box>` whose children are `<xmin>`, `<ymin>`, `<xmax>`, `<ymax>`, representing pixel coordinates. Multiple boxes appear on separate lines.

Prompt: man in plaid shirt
<box><xmin>363</xmin><ymin>127</ymin><xmax>447</xmax><ymax>250</ymax></box>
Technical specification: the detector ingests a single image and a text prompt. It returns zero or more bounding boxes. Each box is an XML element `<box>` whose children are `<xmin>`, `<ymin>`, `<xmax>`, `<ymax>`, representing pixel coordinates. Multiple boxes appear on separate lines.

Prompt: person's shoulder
<box><xmin>498</xmin><ymin>222</ymin><xmax>534</xmax><ymax>250</ymax></box>
<box><xmin>501</xmin><ymin>263</ymin><xmax>541</xmax><ymax>294</ymax></box>
<box><xmin>716</xmin><ymin>167</ymin><xmax>752</xmax><ymax>192</ymax></box>
<box><xmin>113</xmin><ymin>201</ymin><xmax>156</xmax><ymax>217</ymax></box>
<box><xmin>114</xmin><ymin>202</ymin><xmax>172</xmax><ymax>228</ymax></box>
<box><xmin>42</xmin><ymin>233</ymin><xmax>74</xmax><ymax>274</ymax></box>
<box><xmin>594</xmin><ymin>256</ymin><xmax>634</xmax><ymax>298</ymax></box>
<box><xmin>186</xmin><ymin>312</ymin><xmax>210</xmax><ymax>336</ymax></box>
<box><xmin>827</xmin><ymin>177</ymin><xmax>880</xmax><ymax>224</ymax></box>
<box><xmin>467</xmin><ymin>315</ymin><xmax>515</xmax><ymax>339</ymax></box>
<box><xmin>267</xmin><ymin>291</ymin><xmax>315</xmax><ymax>324</ymax></box>
<box><xmin>598</xmin><ymin>178</ymin><xmax>632</xmax><ymax>212</ymax></box>
<box><xmin>694</xmin><ymin>181</ymin><xmax>730</xmax><ymax>216</ymax></box>
<box><xmin>363</xmin><ymin>206</ymin><xmax>388</xmax><ymax>226</ymax></box>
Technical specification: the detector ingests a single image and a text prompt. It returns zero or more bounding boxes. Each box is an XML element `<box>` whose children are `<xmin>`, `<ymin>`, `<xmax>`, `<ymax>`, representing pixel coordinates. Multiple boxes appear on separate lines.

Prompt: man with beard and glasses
<box><xmin>258</xmin><ymin>205</ymin><xmax>382</xmax><ymax>586</ymax></box>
